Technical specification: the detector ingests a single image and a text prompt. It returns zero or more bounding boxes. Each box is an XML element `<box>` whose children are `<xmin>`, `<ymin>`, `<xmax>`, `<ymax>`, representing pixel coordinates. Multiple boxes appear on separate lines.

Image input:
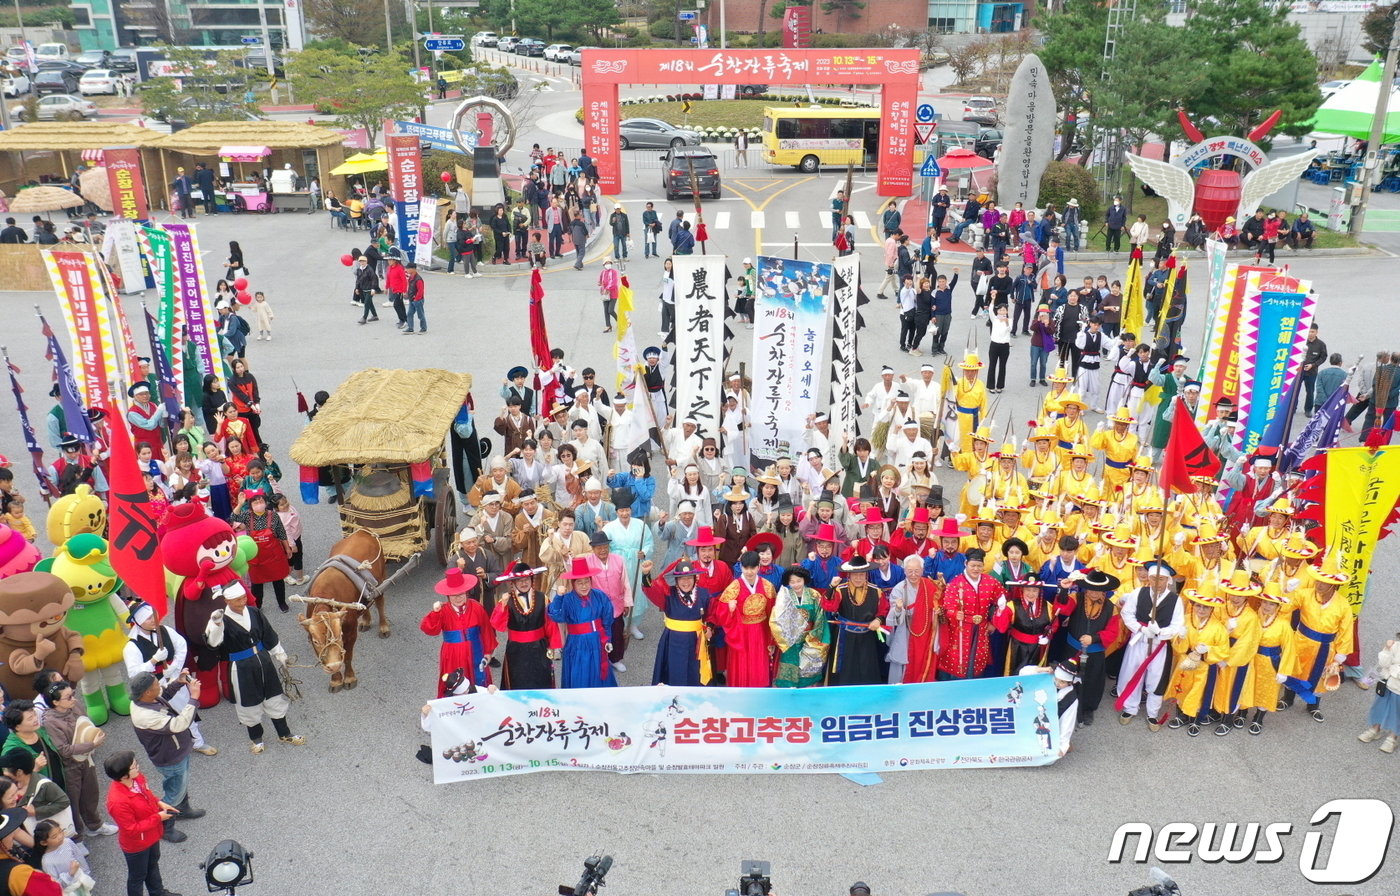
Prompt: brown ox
<box><xmin>298</xmin><ymin>529</ymin><xmax>390</xmax><ymax>692</ymax></box>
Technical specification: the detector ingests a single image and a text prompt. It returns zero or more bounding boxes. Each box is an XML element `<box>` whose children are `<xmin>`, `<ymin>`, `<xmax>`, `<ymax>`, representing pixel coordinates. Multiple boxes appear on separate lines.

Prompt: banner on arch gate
<box><xmin>750</xmin><ymin>255</ymin><xmax>832</xmax><ymax>466</ymax></box>
<box><xmin>671</xmin><ymin>254</ymin><xmax>726</xmax><ymax>439</ymax></box>
<box><xmin>426</xmin><ymin>675</ymin><xmax>1060</xmax><ymax>782</ymax></box>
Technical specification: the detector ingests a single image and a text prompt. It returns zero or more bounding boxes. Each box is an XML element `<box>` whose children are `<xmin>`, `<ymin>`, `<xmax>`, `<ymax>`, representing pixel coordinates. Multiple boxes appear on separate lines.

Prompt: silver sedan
<box><xmin>618</xmin><ymin>117</ymin><xmax>701</xmax><ymax>150</ymax></box>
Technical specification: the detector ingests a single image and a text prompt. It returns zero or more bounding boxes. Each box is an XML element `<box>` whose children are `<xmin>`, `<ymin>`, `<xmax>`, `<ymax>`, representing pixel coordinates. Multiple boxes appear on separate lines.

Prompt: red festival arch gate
<box><xmin>580</xmin><ymin>48</ymin><xmax>920</xmax><ymax>198</ymax></box>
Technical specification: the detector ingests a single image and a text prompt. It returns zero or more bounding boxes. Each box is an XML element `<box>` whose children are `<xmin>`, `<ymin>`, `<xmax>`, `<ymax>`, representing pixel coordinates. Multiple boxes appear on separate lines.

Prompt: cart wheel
<box><xmin>433</xmin><ymin>468</ymin><xmax>457</xmax><ymax>566</ymax></box>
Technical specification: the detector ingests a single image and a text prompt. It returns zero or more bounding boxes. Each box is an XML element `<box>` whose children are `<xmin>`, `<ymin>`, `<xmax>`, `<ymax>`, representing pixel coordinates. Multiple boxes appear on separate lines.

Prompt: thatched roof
<box><xmin>0</xmin><ymin>121</ymin><xmax>164</xmax><ymax>151</ymax></box>
<box><xmin>152</xmin><ymin>121</ymin><xmax>346</xmax><ymax>154</ymax></box>
<box><xmin>289</xmin><ymin>368</ymin><xmax>473</xmax><ymax>467</ymax></box>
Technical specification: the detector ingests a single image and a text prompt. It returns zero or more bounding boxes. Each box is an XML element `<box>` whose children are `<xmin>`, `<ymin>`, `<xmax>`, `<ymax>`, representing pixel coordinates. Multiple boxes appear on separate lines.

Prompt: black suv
<box><xmin>663</xmin><ymin>147</ymin><xmax>720</xmax><ymax>200</ymax></box>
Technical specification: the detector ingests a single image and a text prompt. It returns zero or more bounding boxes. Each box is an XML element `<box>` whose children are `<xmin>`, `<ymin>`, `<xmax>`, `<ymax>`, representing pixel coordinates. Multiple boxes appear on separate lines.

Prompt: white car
<box><xmin>472</xmin><ymin>32</ymin><xmax>498</xmax><ymax>47</ymax></box>
<box><xmin>10</xmin><ymin>92</ymin><xmax>97</xmax><ymax>121</ymax></box>
<box><xmin>543</xmin><ymin>43</ymin><xmax>573</xmax><ymax>62</ymax></box>
<box><xmin>963</xmin><ymin>95</ymin><xmax>998</xmax><ymax>119</ymax></box>
<box><xmin>1</xmin><ymin>72</ymin><xmax>29</xmax><ymax>97</ymax></box>
<box><xmin>33</xmin><ymin>42</ymin><xmax>69</xmax><ymax>64</ymax></box>
<box><xmin>78</xmin><ymin>68</ymin><xmax>119</xmax><ymax>95</ymax></box>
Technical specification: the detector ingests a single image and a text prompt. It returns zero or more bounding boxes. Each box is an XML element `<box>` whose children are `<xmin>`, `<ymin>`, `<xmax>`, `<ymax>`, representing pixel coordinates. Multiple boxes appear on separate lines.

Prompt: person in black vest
<box><xmin>124</xmin><ymin>602</ymin><xmax>216</xmax><ymax>757</ymax></box>
<box><xmin>1052</xmin><ymin>569</ymin><xmax>1122</xmax><ymax>728</ymax></box>
<box><xmin>994</xmin><ymin>575</ymin><xmax>1055</xmax><ymax>675</ymax></box>
<box><xmin>203</xmin><ymin>582</ymin><xmax>305</xmax><ymax>754</ymax></box>
<box><xmin>490</xmin><ymin>562</ymin><xmax>558</xmax><ymax>689</ymax></box>
<box><xmin>1116</xmin><ymin>561</ymin><xmax>1182</xmax><ymax>731</ymax></box>
<box><xmin>1074</xmin><ymin>317</ymin><xmax>1106</xmax><ymax>412</ymax></box>
<box><xmin>46</xmin><ymin>437</ymin><xmax>107</xmax><ymax>497</ymax></box>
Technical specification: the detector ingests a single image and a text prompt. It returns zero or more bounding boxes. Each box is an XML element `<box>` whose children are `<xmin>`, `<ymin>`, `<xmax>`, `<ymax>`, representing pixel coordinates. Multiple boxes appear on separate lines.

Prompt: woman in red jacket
<box><xmin>104</xmin><ymin>750</ymin><xmax>181</xmax><ymax>896</ymax></box>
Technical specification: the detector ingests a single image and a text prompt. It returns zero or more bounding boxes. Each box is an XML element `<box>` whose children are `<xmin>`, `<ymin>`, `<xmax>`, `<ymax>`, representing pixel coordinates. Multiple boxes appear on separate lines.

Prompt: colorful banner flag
<box><xmin>94</xmin><ymin>254</ymin><xmax>140</xmax><ymax>390</ymax></box>
<box><xmin>39</xmin><ymin>313</ymin><xmax>95</xmax><ymax>446</ymax></box>
<box><xmin>43</xmin><ymin>249</ymin><xmax>120</xmax><ymax>414</ymax></box>
<box><xmin>1281</xmin><ymin>381</ymin><xmax>1347</xmax><ymax>474</ymax></box>
<box><xmin>1198</xmin><ymin>238</ymin><xmax>1230</xmax><ymax>363</ymax></box>
<box><xmin>131</xmin><ymin>219</ymin><xmax>157</xmax><ymax>291</ymax></box>
<box><xmin>1237</xmin><ymin>284</ymin><xmax>1313</xmax><ymax>454</ymax></box>
<box><xmin>2</xmin><ymin>348</ymin><xmax>57</xmax><ymax>500</ymax></box>
<box><xmin>1317</xmin><ymin>446</ymin><xmax>1400</xmax><ymax>614</ymax></box>
<box><xmin>163</xmin><ymin>223</ymin><xmax>224</xmax><ymax>381</ymax></box>
<box><xmin>1194</xmin><ymin>263</ymin><xmax>1275</xmax><ymax>427</ymax></box>
<box><xmin>387</xmin><ymin>134</ymin><xmax>424</xmax><ymax>264</ymax></box>
<box><xmin>750</xmin><ymin>256</ymin><xmax>832</xmax><ymax>466</ymax></box>
<box><xmin>102</xmin><ymin>219</ymin><xmax>146</xmax><ymax>295</ymax></box>
<box><xmin>426</xmin><ymin>674</ymin><xmax>1060</xmax><ymax>783</ymax></box>
<box><xmin>1159</xmin><ymin>397</ymin><xmax>1220</xmax><ymax>494</ymax></box>
<box><xmin>671</xmin><ymin>254</ymin><xmax>726</xmax><ymax>439</ymax></box>
<box><xmin>103</xmin><ymin>401</ymin><xmax>169</xmax><ymax>616</ymax></box>
<box><xmin>1122</xmin><ymin>246</ymin><xmax>1145</xmax><ymax>340</ymax></box>
<box><xmin>143</xmin><ymin>309</ymin><xmax>183</xmax><ymax>425</ymax></box>
<box><xmin>829</xmin><ymin>253</ymin><xmax>863</xmax><ymax>448</ymax></box>
<box><xmin>613</xmin><ymin>275</ymin><xmax>638</xmax><ymax>400</ymax></box>
<box><xmin>103</xmin><ymin>146</ymin><xmax>149</xmax><ymax>220</ymax></box>
<box><xmin>526</xmin><ymin>268</ymin><xmax>560</xmax><ymax>417</ymax></box>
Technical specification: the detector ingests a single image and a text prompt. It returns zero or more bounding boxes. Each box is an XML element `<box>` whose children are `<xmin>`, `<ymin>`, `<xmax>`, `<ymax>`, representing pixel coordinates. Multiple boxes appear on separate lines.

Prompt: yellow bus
<box><xmin>760</xmin><ymin>106</ymin><xmax>881</xmax><ymax>173</ymax></box>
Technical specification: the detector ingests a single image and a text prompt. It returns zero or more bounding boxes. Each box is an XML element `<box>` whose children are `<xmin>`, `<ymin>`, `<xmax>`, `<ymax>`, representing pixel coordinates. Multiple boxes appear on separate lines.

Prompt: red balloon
<box><xmin>440</xmin><ymin>170</ymin><xmax>452</xmax><ymax>183</ymax></box>
<box><xmin>233</xmin><ymin>277</ymin><xmax>248</xmax><ymax>291</ymax></box>
<box><xmin>236</xmin><ymin>291</ymin><xmax>253</xmax><ymax>305</ymax></box>
<box><xmin>341</xmin><ymin>254</ymin><xmax>354</xmax><ymax>266</ymax></box>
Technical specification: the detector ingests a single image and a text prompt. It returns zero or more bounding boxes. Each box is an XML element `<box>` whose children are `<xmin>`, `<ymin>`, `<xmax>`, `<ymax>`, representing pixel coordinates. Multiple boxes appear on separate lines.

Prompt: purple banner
<box><xmin>163</xmin><ymin>224</ymin><xmax>218</xmax><ymax>378</ymax></box>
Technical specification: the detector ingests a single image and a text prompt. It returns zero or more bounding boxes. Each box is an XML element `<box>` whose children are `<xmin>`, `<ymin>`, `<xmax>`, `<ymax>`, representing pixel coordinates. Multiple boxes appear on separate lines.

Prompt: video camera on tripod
<box><xmin>1127</xmin><ymin>868</ymin><xmax>1182</xmax><ymax>896</ymax></box>
<box><xmin>558</xmin><ymin>855</ymin><xmax>612</xmax><ymax>896</ymax></box>
<box><xmin>722</xmin><ymin>860</ymin><xmax>772</xmax><ymax>896</ymax></box>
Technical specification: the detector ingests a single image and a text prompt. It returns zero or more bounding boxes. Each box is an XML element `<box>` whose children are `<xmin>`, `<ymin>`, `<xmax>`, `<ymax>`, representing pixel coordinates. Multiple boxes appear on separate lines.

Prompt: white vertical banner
<box><xmin>828</xmin><ymin>252</ymin><xmax>861</xmax><ymax>449</ymax></box>
<box><xmin>671</xmin><ymin>254</ymin><xmax>727</xmax><ymax>439</ymax></box>
<box><xmin>750</xmin><ymin>256</ymin><xmax>833</xmax><ymax>467</ymax></box>
<box><xmin>415</xmin><ymin>211</ymin><xmax>437</xmax><ymax>270</ymax></box>
<box><xmin>102</xmin><ymin>219</ymin><xmax>147</xmax><ymax>295</ymax></box>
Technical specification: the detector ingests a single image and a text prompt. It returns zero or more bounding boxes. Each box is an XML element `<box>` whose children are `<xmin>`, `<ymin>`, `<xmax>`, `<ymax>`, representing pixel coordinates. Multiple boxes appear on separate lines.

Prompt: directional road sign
<box><xmin>916</xmin><ymin>103</ymin><xmax>936</xmax><ymax>123</ymax></box>
<box><xmin>920</xmin><ymin>156</ymin><xmax>942</xmax><ymax>178</ymax></box>
<box><xmin>423</xmin><ymin>35</ymin><xmax>467</xmax><ymax>52</ymax></box>
<box><xmin>241</xmin><ymin>36</ymin><xmax>261</xmax><ymax>45</ymax></box>
<box><xmin>679</xmin><ymin>10</ymin><xmax>697</xmax><ymax>20</ymax></box>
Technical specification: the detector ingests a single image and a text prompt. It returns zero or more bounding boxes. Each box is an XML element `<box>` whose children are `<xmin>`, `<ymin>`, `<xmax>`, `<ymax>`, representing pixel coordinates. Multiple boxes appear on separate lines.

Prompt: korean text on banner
<box><xmin>103</xmin><ymin>147</ymin><xmax>149</xmax><ymax>221</ymax></box>
<box><xmin>387</xmin><ymin>134</ymin><xmax>423</xmax><ymax>264</ymax></box>
<box><xmin>43</xmin><ymin>249</ymin><xmax>118</xmax><ymax>411</ymax></box>
<box><xmin>164</xmin><ymin>224</ymin><xmax>224</xmax><ymax>380</ymax></box>
<box><xmin>426</xmin><ymin>675</ymin><xmax>1060</xmax><ymax>782</ymax></box>
<box><xmin>93</xmin><ymin>251</ymin><xmax>140</xmax><ymax>390</ymax></box>
<box><xmin>750</xmin><ymin>256</ymin><xmax>832</xmax><ymax>466</ymax></box>
<box><xmin>829</xmin><ymin>253</ymin><xmax>862</xmax><ymax>447</ymax></box>
<box><xmin>1320</xmin><ymin>446</ymin><xmax>1400</xmax><ymax>615</ymax></box>
<box><xmin>102</xmin><ymin>220</ymin><xmax>146</xmax><ymax>295</ymax></box>
<box><xmin>1238</xmin><ymin>286</ymin><xmax>1314</xmax><ymax>455</ymax></box>
<box><xmin>671</xmin><ymin>255</ymin><xmax>726</xmax><ymax>438</ymax></box>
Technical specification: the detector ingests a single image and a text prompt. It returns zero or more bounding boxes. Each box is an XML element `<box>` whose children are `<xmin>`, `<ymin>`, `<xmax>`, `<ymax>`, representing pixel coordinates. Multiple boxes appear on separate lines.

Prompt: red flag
<box><xmin>1159</xmin><ymin>397</ymin><xmax>1221</xmax><ymax>494</ymax></box>
<box><xmin>528</xmin><ymin>268</ymin><xmax>558</xmax><ymax>416</ymax></box>
<box><xmin>103</xmin><ymin>403</ymin><xmax>169</xmax><ymax>616</ymax></box>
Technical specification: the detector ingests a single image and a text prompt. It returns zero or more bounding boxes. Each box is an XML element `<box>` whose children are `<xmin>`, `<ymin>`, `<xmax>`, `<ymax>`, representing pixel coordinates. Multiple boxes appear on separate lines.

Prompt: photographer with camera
<box><xmin>128</xmin><ymin>671</ymin><xmax>207</xmax><ymax>844</ymax></box>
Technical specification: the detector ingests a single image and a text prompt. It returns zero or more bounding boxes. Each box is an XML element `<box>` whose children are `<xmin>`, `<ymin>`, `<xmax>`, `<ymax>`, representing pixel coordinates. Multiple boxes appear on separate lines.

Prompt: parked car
<box><xmin>1320</xmin><ymin>79</ymin><xmax>1351</xmax><ymax>100</ymax></box>
<box><xmin>662</xmin><ymin>147</ymin><xmax>721</xmax><ymax>200</ymax></box>
<box><xmin>737</xmin><ymin>84</ymin><xmax>767</xmax><ymax>97</ymax></box>
<box><xmin>78</xmin><ymin>68</ymin><xmax>120</xmax><ymax>95</ymax></box>
<box><xmin>108</xmin><ymin>48</ymin><xmax>139</xmax><ymax>73</ymax></box>
<box><xmin>33</xmin><ymin>42</ymin><xmax>69</xmax><ymax>64</ymax></box>
<box><xmin>11</xmin><ymin>93</ymin><xmax>97</xmax><ymax>121</ymax></box>
<box><xmin>497</xmin><ymin>36</ymin><xmax>521</xmax><ymax>53</ymax></box>
<box><xmin>472</xmin><ymin>32</ymin><xmax>499</xmax><ymax>47</ymax></box>
<box><xmin>962</xmin><ymin>95</ymin><xmax>998</xmax><ymax>120</ymax></box>
<box><xmin>618</xmin><ymin>117</ymin><xmax>701</xmax><ymax>150</ymax></box>
<box><xmin>543</xmin><ymin>43</ymin><xmax>573</xmax><ymax>62</ymax></box>
<box><xmin>973</xmin><ymin>127</ymin><xmax>1003</xmax><ymax>159</ymax></box>
<box><xmin>3</xmin><ymin>47</ymin><xmax>29</xmax><ymax>71</ymax></box>
<box><xmin>241</xmin><ymin>50</ymin><xmax>284</xmax><ymax>78</ymax></box>
<box><xmin>33</xmin><ymin>68</ymin><xmax>80</xmax><ymax>95</ymax></box>
<box><xmin>568</xmin><ymin>46</ymin><xmax>595</xmax><ymax>66</ymax></box>
<box><xmin>36</xmin><ymin>60</ymin><xmax>87</xmax><ymax>76</ymax></box>
<box><xmin>1</xmin><ymin>72</ymin><xmax>29</xmax><ymax>97</ymax></box>
<box><xmin>516</xmin><ymin>39</ymin><xmax>545</xmax><ymax>57</ymax></box>
<box><xmin>73</xmin><ymin>50</ymin><xmax>111</xmax><ymax>70</ymax></box>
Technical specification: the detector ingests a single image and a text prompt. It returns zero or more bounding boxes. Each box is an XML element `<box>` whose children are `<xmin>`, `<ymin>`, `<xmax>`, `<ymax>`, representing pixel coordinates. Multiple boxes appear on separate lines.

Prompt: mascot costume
<box><xmin>0</xmin><ymin>524</ymin><xmax>41</xmax><ymax>581</ymax></box>
<box><xmin>36</xmin><ymin>533</ymin><xmax>131</xmax><ymax>724</ymax></box>
<box><xmin>161</xmin><ymin>503</ymin><xmax>247</xmax><ymax>708</ymax></box>
<box><xmin>46</xmin><ymin>484</ymin><xmax>107</xmax><ymax>545</ymax></box>
<box><xmin>0</xmin><ymin>571</ymin><xmax>87</xmax><ymax>698</ymax></box>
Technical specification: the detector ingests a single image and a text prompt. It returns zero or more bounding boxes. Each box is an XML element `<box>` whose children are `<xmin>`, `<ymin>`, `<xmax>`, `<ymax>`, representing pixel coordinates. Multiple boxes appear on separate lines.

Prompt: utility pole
<box><xmin>1351</xmin><ymin>11</ymin><xmax>1400</xmax><ymax>235</ymax></box>
<box><xmin>384</xmin><ymin>0</ymin><xmax>394</xmax><ymax>51</ymax></box>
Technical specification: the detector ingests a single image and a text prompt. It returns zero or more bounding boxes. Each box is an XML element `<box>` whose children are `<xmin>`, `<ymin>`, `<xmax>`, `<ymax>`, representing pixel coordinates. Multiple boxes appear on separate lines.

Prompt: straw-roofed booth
<box><xmin>290</xmin><ymin>368</ymin><xmax>473</xmax><ymax>563</ymax></box>
<box><xmin>0</xmin><ymin>121</ymin><xmax>165</xmax><ymax>211</ymax></box>
<box><xmin>151</xmin><ymin>121</ymin><xmax>350</xmax><ymax>206</ymax></box>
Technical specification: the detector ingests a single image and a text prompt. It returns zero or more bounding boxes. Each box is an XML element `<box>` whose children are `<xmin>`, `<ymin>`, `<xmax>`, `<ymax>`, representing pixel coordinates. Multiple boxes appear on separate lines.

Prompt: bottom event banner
<box><xmin>426</xmin><ymin>675</ymin><xmax>1060</xmax><ymax>782</ymax></box>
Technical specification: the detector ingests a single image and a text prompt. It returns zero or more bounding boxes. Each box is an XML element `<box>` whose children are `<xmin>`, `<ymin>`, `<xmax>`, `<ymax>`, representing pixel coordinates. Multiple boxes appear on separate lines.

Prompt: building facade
<box><xmin>700</xmin><ymin>0</ymin><xmax>1028</xmax><ymax>38</ymax></box>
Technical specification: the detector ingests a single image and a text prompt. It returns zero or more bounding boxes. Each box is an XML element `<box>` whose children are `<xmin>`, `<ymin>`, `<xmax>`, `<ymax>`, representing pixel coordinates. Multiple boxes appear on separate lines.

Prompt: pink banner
<box><xmin>387</xmin><ymin>134</ymin><xmax>423</xmax><ymax>264</ymax></box>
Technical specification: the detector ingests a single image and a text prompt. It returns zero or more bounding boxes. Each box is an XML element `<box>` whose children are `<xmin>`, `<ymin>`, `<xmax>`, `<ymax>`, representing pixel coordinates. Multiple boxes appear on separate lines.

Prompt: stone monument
<box><xmin>997</xmin><ymin>54</ymin><xmax>1056</xmax><ymax>208</ymax></box>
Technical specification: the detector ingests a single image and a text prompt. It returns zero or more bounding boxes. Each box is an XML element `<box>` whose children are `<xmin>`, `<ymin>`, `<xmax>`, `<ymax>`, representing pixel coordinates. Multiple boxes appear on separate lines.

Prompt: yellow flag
<box><xmin>1123</xmin><ymin>249</ymin><xmax>1145</xmax><ymax>338</ymax></box>
<box><xmin>616</xmin><ymin>275</ymin><xmax>634</xmax><ymax>339</ymax></box>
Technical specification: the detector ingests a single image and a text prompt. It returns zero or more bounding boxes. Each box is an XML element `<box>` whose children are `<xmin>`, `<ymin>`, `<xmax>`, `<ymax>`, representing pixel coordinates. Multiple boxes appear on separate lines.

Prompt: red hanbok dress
<box><xmin>710</xmin><ymin>575</ymin><xmax>776</xmax><ymax>687</ymax></box>
<box><xmin>937</xmin><ymin>572</ymin><xmax>1005</xmax><ymax>679</ymax></box>
<box><xmin>421</xmin><ymin>600</ymin><xmax>497</xmax><ymax>695</ymax></box>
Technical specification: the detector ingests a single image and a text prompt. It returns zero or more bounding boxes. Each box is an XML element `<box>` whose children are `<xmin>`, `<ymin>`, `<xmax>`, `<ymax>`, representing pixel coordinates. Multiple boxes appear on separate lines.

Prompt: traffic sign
<box><xmin>240</xmin><ymin>36</ymin><xmax>260</xmax><ymax>45</ymax></box>
<box><xmin>678</xmin><ymin>10</ymin><xmax>697</xmax><ymax>20</ymax></box>
<box><xmin>914</xmin><ymin>123</ymin><xmax>935</xmax><ymax>145</ymax></box>
<box><xmin>920</xmin><ymin>156</ymin><xmax>941</xmax><ymax>178</ymax></box>
<box><xmin>423</xmin><ymin>35</ymin><xmax>466</xmax><ymax>52</ymax></box>
<box><xmin>916</xmin><ymin>103</ymin><xmax>936</xmax><ymax>123</ymax></box>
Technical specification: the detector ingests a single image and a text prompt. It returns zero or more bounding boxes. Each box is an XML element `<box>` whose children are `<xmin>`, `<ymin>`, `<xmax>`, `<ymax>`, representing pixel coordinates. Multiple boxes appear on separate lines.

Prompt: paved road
<box><xmin>0</xmin><ymin>71</ymin><xmax>1397</xmax><ymax>896</ymax></box>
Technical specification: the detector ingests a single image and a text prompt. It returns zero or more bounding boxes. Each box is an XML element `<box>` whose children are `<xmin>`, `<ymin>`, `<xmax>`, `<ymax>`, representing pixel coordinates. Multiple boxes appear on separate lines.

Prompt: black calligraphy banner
<box><xmin>672</xmin><ymin>255</ymin><xmax>727</xmax><ymax>438</ymax></box>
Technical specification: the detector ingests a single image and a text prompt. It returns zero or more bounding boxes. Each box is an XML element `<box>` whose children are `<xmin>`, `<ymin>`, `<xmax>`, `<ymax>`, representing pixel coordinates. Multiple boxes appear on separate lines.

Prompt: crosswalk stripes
<box><xmin>853</xmin><ymin>210</ymin><xmax>872</xmax><ymax>230</ymax></box>
<box><xmin>750</xmin><ymin>210</ymin><xmax>765</xmax><ymax>229</ymax></box>
<box><xmin>713</xmin><ymin>211</ymin><xmax>730</xmax><ymax>230</ymax></box>
<box><xmin>639</xmin><ymin>203</ymin><xmax>885</xmax><ymax>236</ymax></box>
<box><xmin>784</xmin><ymin>211</ymin><xmax>802</xmax><ymax>230</ymax></box>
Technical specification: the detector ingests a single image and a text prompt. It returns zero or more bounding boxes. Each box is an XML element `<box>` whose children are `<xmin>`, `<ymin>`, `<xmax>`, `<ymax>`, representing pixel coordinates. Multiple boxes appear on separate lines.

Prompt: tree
<box><xmin>286</xmin><ymin>47</ymin><xmax>422</xmax><ymax>145</ymax></box>
<box><xmin>304</xmin><ymin>0</ymin><xmax>403</xmax><ymax>48</ymax></box>
<box><xmin>481</xmin><ymin>0</ymin><xmax>618</xmax><ymax>41</ymax></box>
<box><xmin>1181</xmin><ymin>0</ymin><xmax>1322</xmax><ymax>140</ymax></box>
<box><xmin>947</xmin><ymin>46</ymin><xmax>978</xmax><ymax>86</ymax></box>
<box><xmin>138</xmin><ymin>47</ymin><xmax>257</xmax><ymax>125</ymax></box>
<box><xmin>821</xmin><ymin>0</ymin><xmax>866</xmax><ymax>32</ymax></box>
<box><xmin>1362</xmin><ymin>2</ymin><xmax>1399</xmax><ymax>58</ymax></box>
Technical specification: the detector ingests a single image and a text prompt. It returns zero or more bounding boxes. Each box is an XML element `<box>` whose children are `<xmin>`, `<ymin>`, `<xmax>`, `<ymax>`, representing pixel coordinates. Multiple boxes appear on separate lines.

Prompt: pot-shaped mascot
<box><xmin>161</xmin><ymin>504</ymin><xmax>246</xmax><ymax>708</ymax></box>
<box><xmin>46</xmin><ymin>483</ymin><xmax>107</xmax><ymax>545</ymax></box>
<box><xmin>35</xmin><ymin>533</ymin><xmax>131</xmax><ymax>724</ymax></box>
<box><xmin>0</xmin><ymin>571</ymin><xmax>86</xmax><ymax>698</ymax></box>
<box><xmin>0</xmin><ymin>524</ymin><xmax>42</xmax><ymax>581</ymax></box>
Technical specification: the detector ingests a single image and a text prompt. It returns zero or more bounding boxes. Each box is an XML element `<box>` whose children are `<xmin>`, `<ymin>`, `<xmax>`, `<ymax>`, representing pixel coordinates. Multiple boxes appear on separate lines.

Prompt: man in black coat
<box><xmin>193</xmin><ymin>163</ymin><xmax>217</xmax><ymax>215</ymax></box>
<box><xmin>930</xmin><ymin>185</ymin><xmax>952</xmax><ymax>235</ymax></box>
<box><xmin>1105</xmin><ymin>195</ymin><xmax>1127</xmax><ymax>252</ymax></box>
<box><xmin>0</xmin><ymin>218</ymin><xmax>27</xmax><ymax>244</ymax></box>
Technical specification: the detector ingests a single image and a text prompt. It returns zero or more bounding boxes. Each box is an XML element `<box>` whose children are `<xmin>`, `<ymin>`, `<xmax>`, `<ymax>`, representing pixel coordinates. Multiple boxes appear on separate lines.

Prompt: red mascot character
<box><xmin>161</xmin><ymin>503</ymin><xmax>244</xmax><ymax>708</ymax></box>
